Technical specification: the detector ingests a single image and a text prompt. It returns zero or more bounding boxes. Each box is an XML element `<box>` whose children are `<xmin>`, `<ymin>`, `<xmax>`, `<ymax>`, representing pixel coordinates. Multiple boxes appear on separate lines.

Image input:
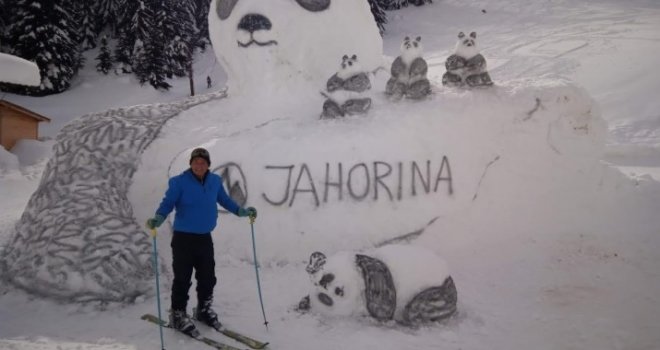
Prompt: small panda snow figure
<box><xmin>442</xmin><ymin>31</ymin><xmax>493</xmax><ymax>88</ymax></box>
<box><xmin>297</xmin><ymin>245</ymin><xmax>458</xmax><ymax>327</ymax></box>
<box><xmin>386</xmin><ymin>36</ymin><xmax>431</xmax><ymax>100</ymax></box>
<box><xmin>321</xmin><ymin>54</ymin><xmax>372</xmax><ymax>119</ymax></box>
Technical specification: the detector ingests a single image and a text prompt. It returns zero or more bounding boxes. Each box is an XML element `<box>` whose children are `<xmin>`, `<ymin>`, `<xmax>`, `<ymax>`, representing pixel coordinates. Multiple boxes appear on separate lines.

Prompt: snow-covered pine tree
<box><xmin>164</xmin><ymin>0</ymin><xmax>196</xmax><ymax>77</ymax></box>
<box><xmin>75</xmin><ymin>0</ymin><xmax>101</xmax><ymax>50</ymax></box>
<box><xmin>114</xmin><ymin>0</ymin><xmax>138</xmax><ymax>73</ymax></box>
<box><xmin>131</xmin><ymin>0</ymin><xmax>154</xmax><ymax>83</ymax></box>
<box><xmin>368</xmin><ymin>0</ymin><xmax>387</xmax><ymax>34</ymax></box>
<box><xmin>0</xmin><ymin>0</ymin><xmax>6</xmax><ymax>42</ymax></box>
<box><xmin>98</xmin><ymin>0</ymin><xmax>124</xmax><ymax>36</ymax></box>
<box><xmin>194</xmin><ymin>0</ymin><xmax>212</xmax><ymax>50</ymax></box>
<box><xmin>2</xmin><ymin>0</ymin><xmax>83</xmax><ymax>95</ymax></box>
<box><xmin>96</xmin><ymin>35</ymin><xmax>113</xmax><ymax>74</ymax></box>
<box><xmin>131</xmin><ymin>0</ymin><xmax>170</xmax><ymax>90</ymax></box>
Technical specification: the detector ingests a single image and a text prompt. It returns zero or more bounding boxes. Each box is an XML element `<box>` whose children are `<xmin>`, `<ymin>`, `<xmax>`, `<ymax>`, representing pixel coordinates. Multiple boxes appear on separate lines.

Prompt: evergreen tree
<box><xmin>194</xmin><ymin>0</ymin><xmax>212</xmax><ymax>50</ymax></box>
<box><xmin>131</xmin><ymin>0</ymin><xmax>170</xmax><ymax>90</ymax></box>
<box><xmin>2</xmin><ymin>0</ymin><xmax>83</xmax><ymax>95</ymax></box>
<box><xmin>164</xmin><ymin>0</ymin><xmax>196</xmax><ymax>77</ymax></box>
<box><xmin>61</xmin><ymin>0</ymin><xmax>86</xmax><ymax>70</ymax></box>
<box><xmin>131</xmin><ymin>0</ymin><xmax>154</xmax><ymax>82</ymax></box>
<box><xmin>96</xmin><ymin>35</ymin><xmax>113</xmax><ymax>74</ymax></box>
<box><xmin>368</xmin><ymin>0</ymin><xmax>387</xmax><ymax>34</ymax></box>
<box><xmin>148</xmin><ymin>0</ymin><xmax>171</xmax><ymax>89</ymax></box>
<box><xmin>0</xmin><ymin>0</ymin><xmax>6</xmax><ymax>43</ymax></box>
<box><xmin>76</xmin><ymin>0</ymin><xmax>101</xmax><ymax>50</ymax></box>
<box><xmin>98</xmin><ymin>0</ymin><xmax>124</xmax><ymax>36</ymax></box>
<box><xmin>114</xmin><ymin>0</ymin><xmax>138</xmax><ymax>73</ymax></box>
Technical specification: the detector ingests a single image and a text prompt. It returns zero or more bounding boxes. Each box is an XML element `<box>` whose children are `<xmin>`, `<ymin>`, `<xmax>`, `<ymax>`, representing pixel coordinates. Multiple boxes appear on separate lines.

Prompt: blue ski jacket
<box><xmin>155</xmin><ymin>169</ymin><xmax>240</xmax><ymax>234</ymax></box>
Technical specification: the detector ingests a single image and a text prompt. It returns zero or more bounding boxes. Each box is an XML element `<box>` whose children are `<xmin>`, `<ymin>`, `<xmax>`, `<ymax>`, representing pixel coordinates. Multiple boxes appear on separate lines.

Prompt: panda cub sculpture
<box><xmin>297</xmin><ymin>245</ymin><xmax>458</xmax><ymax>327</ymax></box>
<box><xmin>385</xmin><ymin>36</ymin><xmax>431</xmax><ymax>100</ymax></box>
<box><xmin>442</xmin><ymin>31</ymin><xmax>493</xmax><ymax>88</ymax></box>
<box><xmin>321</xmin><ymin>54</ymin><xmax>373</xmax><ymax>119</ymax></box>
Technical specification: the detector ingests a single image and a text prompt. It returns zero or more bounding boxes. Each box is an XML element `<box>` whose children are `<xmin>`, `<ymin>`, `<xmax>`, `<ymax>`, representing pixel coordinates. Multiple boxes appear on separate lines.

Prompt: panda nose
<box><xmin>238</xmin><ymin>14</ymin><xmax>272</xmax><ymax>33</ymax></box>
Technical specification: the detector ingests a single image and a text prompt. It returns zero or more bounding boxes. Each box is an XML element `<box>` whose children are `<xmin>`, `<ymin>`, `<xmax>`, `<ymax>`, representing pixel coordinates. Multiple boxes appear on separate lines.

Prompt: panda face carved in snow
<box><xmin>209</xmin><ymin>0</ymin><xmax>383</xmax><ymax>95</ymax></box>
<box><xmin>299</xmin><ymin>246</ymin><xmax>458</xmax><ymax>327</ymax></box>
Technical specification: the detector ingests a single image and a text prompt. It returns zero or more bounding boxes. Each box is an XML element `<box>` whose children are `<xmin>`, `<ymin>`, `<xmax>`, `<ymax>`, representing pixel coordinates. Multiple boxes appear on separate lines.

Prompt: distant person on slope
<box><xmin>146</xmin><ymin>147</ymin><xmax>257</xmax><ymax>337</ymax></box>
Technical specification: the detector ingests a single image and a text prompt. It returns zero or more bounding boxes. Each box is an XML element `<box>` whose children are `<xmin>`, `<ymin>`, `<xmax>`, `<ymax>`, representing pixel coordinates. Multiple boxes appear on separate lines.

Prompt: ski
<box><xmin>190</xmin><ymin>308</ymin><xmax>269</xmax><ymax>350</ymax></box>
<box><xmin>208</xmin><ymin>324</ymin><xmax>269</xmax><ymax>350</ymax></box>
<box><xmin>141</xmin><ymin>314</ymin><xmax>245</xmax><ymax>350</ymax></box>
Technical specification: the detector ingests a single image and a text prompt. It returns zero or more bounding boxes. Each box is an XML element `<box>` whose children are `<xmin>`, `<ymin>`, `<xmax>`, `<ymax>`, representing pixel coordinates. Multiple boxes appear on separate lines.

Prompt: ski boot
<box><xmin>194</xmin><ymin>299</ymin><xmax>223</xmax><ymax>330</ymax></box>
<box><xmin>169</xmin><ymin>309</ymin><xmax>200</xmax><ymax>338</ymax></box>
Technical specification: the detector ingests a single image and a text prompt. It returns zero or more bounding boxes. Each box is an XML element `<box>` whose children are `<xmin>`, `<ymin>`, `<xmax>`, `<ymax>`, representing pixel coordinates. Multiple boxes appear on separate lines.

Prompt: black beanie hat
<box><xmin>190</xmin><ymin>147</ymin><xmax>211</xmax><ymax>166</ymax></box>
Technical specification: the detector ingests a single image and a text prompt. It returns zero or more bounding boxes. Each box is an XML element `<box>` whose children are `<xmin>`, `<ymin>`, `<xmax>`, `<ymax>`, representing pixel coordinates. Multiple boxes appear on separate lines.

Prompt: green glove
<box><xmin>146</xmin><ymin>214</ymin><xmax>165</xmax><ymax>229</ymax></box>
<box><xmin>238</xmin><ymin>207</ymin><xmax>257</xmax><ymax>218</ymax></box>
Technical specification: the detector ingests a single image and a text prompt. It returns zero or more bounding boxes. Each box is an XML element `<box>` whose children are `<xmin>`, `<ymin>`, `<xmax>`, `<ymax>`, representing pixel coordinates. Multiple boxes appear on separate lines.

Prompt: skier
<box><xmin>146</xmin><ymin>147</ymin><xmax>257</xmax><ymax>337</ymax></box>
<box><xmin>207</xmin><ymin>76</ymin><xmax>212</xmax><ymax>88</ymax></box>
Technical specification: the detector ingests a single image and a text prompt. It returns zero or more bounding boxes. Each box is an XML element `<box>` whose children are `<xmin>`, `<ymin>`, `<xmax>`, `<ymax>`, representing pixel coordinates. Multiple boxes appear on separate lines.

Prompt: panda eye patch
<box><xmin>295</xmin><ymin>0</ymin><xmax>331</xmax><ymax>12</ymax></box>
<box><xmin>317</xmin><ymin>292</ymin><xmax>333</xmax><ymax>306</ymax></box>
<box><xmin>319</xmin><ymin>273</ymin><xmax>334</xmax><ymax>289</ymax></box>
<box><xmin>217</xmin><ymin>0</ymin><xmax>239</xmax><ymax>20</ymax></box>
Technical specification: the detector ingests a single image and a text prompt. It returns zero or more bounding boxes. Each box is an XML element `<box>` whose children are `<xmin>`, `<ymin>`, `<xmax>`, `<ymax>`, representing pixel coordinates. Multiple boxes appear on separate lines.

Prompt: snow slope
<box><xmin>1</xmin><ymin>1</ymin><xmax>659</xmax><ymax>350</ymax></box>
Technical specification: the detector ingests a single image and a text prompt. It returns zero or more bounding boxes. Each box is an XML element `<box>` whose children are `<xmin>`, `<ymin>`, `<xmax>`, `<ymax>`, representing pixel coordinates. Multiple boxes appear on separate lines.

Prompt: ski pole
<box><xmin>151</xmin><ymin>228</ymin><xmax>166</xmax><ymax>350</ymax></box>
<box><xmin>249</xmin><ymin>215</ymin><xmax>269</xmax><ymax>331</ymax></box>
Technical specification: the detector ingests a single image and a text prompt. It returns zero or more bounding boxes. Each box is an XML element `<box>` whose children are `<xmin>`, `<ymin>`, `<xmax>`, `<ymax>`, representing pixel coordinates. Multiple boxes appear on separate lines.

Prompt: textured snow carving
<box><xmin>0</xmin><ymin>91</ymin><xmax>226</xmax><ymax>303</ymax></box>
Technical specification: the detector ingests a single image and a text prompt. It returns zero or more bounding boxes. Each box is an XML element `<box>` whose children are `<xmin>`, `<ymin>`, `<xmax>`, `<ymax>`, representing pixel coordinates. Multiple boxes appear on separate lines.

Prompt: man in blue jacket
<box><xmin>147</xmin><ymin>147</ymin><xmax>256</xmax><ymax>337</ymax></box>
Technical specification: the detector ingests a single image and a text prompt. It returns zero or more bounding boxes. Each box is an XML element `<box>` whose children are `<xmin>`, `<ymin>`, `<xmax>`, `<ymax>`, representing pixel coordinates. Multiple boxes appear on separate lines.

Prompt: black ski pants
<box><xmin>170</xmin><ymin>231</ymin><xmax>217</xmax><ymax>311</ymax></box>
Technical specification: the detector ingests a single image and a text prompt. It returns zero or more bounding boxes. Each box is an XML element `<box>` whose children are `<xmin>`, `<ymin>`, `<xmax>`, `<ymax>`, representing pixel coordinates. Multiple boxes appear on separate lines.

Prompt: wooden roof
<box><xmin>0</xmin><ymin>99</ymin><xmax>50</xmax><ymax>122</ymax></box>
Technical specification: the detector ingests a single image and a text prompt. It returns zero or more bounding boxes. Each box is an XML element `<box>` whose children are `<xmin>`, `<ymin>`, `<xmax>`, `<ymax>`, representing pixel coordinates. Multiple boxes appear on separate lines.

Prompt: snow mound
<box><xmin>0</xmin><ymin>147</ymin><xmax>20</xmax><ymax>177</ymax></box>
<box><xmin>10</xmin><ymin>139</ymin><xmax>55</xmax><ymax>167</ymax></box>
<box><xmin>0</xmin><ymin>52</ymin><xmax>40</xmax><ymax>86</ymax></box>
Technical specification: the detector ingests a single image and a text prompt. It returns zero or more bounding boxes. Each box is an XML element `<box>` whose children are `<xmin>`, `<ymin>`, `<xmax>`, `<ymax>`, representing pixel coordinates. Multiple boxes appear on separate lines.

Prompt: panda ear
<box><xmin>342</xmin><ymin>54</ymin><xmax>348</xmax><ymax>61</ymax></box>
<box><xmin>404</xmin><ymin>36</ymin><xmax>410</xmax><ymax>42</ymax></box>
<box><xmin>458</xmin><ymin>32</ymin><xmax>465</xmax><ymax>38</ymax></box>
<box><xmin>470</xmin><ymin>32</ymin><xmax>477</xmax><ymax>39</ymax></box>
<box><xmin>416</xmin><ymin>36</ymin><xmax>421</xmax><ymax>42</ymax></box>
<box><xmin>352</xmin><ymin>54</ymin><xmax>357</xmax><ymax>60</ymax></box>
<box><xmin>306</xmin><ymin>251</ymin><xmax>327</xmax><ymax>274</ymax></box>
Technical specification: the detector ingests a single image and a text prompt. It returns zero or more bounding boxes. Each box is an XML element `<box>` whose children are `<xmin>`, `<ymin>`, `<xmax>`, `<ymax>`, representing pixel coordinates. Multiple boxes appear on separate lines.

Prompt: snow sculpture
<box><xmin>0</xmin><ymin>92</ymin><xmax>223</xmax><ymax>302</ymax></box>
<box><xmin>208</xmin><ymin>0</ymin><xmax>382</xmax><ymax>96</ymax></box>
<box><xmin>321</xmin><ymin>54</ymin><xmax>372</xmax><ymax>119</ymax></box>
<box><xmin>0</xmin><ymin>0</ymin><xmax>383</xmax><ymax>302</ymax></box>
<box><xmin>442</xmin><ymin>31</ymin><xmax>493</xmax><ymax>88</ymax></box>
<box><xmin>298</xmin><ymin>245</ymin><xmax>458</xmax><ymax>326</ymax></box>
<box><xmin>385</xmin><ymin>36</ymin><xmax>431</xmax><ymax>100</ymax></box>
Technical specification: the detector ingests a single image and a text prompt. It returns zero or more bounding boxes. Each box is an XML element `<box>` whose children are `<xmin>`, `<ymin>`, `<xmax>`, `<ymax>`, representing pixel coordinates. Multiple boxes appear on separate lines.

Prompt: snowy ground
<box><xmin>1</xmin><ymin>1</ymin><xmax>660</xmax><ymax>350</ymax></box>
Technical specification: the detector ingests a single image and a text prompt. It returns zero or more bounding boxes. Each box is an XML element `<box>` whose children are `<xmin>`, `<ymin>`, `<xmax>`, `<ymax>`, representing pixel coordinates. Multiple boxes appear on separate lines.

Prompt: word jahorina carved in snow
<box><xmin>261</xmin><ymin>157</ymin><xmax>453</xmax><ymax>207</ymax></box>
